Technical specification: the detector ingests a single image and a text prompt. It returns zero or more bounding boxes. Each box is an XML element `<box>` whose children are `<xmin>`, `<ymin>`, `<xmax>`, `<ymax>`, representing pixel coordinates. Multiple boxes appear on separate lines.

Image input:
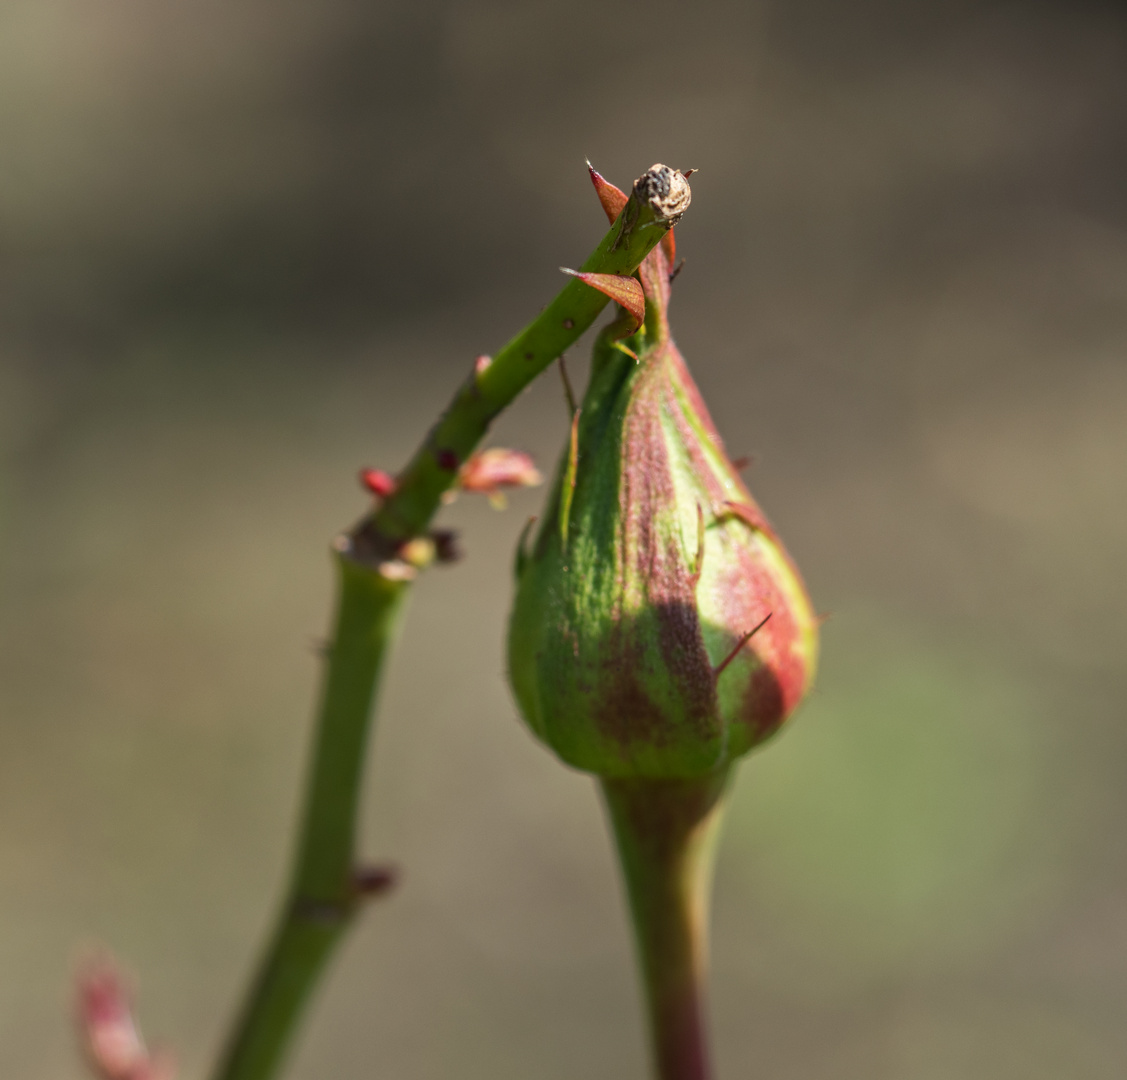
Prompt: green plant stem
<box><xmin>600</xmin><ymin>770</ymin><xmax>730</xmax><ymax>1080</ymax></box>
<box><xmin>212</xmin><ymin>177</ymin><xmax>682</xmax><ymax>1080</ymax></box>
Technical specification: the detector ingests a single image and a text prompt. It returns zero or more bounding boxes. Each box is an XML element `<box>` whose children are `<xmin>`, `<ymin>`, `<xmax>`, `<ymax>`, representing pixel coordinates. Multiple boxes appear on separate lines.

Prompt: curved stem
<box><xmin>211</xmin><ymin>176</ymin><xmax>685</xmax><ymax>1080</ymax></box>
<box><xmin>600</xmin><ymin>771</ymin><xmax>730</xmax><ymax>1080</ymax></box>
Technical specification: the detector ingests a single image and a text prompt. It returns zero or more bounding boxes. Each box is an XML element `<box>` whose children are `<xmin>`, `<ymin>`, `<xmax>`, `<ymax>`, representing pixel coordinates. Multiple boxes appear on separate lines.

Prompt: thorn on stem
<box><xmin>712</xmin><ymin>614</ymin><xmax>772</xmax><ymax>680</ymax></box>
<box><xmin>560</xmin><ymin>268</ymin><xmax>645</xmax><ymax>334</ymax></box>
<box><xmin>431</xmin><ymin>529</ymin><xmax>462</xmax><ymax>564</ymax></box>
<box><xmin>514</xmin><ymin>516</ymin><xmax>537</xmax><ymax>579</ymax></box>
<box><xmin>352</xmin><ymin>864</ymin><xmax>398</xmax><ymax>899</ymax></box>
<box><xmin>668</xmin><ymin>257</ymin><xmax>686</xmax><ymax>284</ymax></box>
<box><xmin>731</xmin><ymin>455</ymin><xmax>753</xmax><ymax>472</ymax></box>
<box><xmin>586</xmin><ymin>160</ymin><xmax>629</xmax><ymax>224</ymax></box>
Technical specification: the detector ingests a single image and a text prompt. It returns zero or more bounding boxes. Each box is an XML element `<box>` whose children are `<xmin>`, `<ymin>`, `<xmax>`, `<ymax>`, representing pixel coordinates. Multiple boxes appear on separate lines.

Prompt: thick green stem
<box><xmin>600</xmin><ymin>771</ymin><xmax>730</xmax><ymax>1080</ymax></box>
<box><xmin>211</xmin><ymin>170</ymin><xmax>686</xmax><ymax>1080</ymax></box>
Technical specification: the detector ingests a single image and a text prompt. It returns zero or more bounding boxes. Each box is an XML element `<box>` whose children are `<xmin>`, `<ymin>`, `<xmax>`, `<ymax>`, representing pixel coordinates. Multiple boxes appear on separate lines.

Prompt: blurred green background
<box><xmin>1</xmin><ymin>0</ymin><xmax>1125</xmax><ymax>1077</ymax></box>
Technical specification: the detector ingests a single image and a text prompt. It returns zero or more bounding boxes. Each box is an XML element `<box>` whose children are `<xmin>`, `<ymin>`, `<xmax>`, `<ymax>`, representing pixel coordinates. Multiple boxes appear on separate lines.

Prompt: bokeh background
<box><xmin>2</xmin><ymin>0</ymin><xmax>1126</xmax><ymax>1077</ymax></box>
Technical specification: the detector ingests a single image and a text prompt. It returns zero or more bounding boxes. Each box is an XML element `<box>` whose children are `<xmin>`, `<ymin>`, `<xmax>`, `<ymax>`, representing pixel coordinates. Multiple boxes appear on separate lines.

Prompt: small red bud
<box><xmin>359</xmin><ymin>468</ymin><xmax>397</xmax><ymax>498</ymax></box>
<box><xmin>77</xmin><ymin>957</ymin><xmax>175</xmax><ymax>1080</ymax></box>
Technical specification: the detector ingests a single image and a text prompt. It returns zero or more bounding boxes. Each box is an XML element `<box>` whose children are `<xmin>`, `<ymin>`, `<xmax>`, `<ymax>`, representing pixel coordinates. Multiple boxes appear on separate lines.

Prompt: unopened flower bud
<box><xmin>508</xmin><ymin>214</ymin><xmax>817</xmax><ymax>780</ymax></box>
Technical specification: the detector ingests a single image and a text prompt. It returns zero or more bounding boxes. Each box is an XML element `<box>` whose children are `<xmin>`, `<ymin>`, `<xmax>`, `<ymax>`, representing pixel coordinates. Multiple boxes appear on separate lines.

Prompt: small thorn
<box><xmin>816</xmin><ymin>611</ymin><xmax>833</xmax><ymax>627</ymax></box>
<box><xmin>713</xmin><ymin>614</ymin><xmax>772</xmax><ymax>680</ymax></box>
<box><xmin>731</xmin><ymin>455</ymin><xmax>753</xmax><ymax>472</ymax></box>
<box><xmin>431</xmin><ymin>529</ymin><xmax>462</xmax><ymax>564</ymax></box>
<box><xmin>720</xmin><ymin>500</ymin><xmax>772</xmax><ymax>534</ymax></box>
<box><xmin>610</xmin><ymin>340</ymin><xmax>639</xmax><ymax>361</ymax></box>
<box><xmin>587</xmin><ymin>160</ymin><xmax>629</xmax><ymax>224</ymax></box>
<box><xmin>560</xmin><ymin>268</ymin><xmax>645</xmax><ymax>333</ymax></box>
<box><xmin>559</xmin><ymin>408</ymin><xmax>581</xmax><ymax>549</ymax></box>
<box><xmin>353</xmin><ymin>864</ymin><xmax>398</xmax><ymax>899</ymax></box>
<box><xmin>514</xmin><ymin>516</ymin><xmax>537</xmax><ymax>579</ymax></box>
<box><xmin>436</xmin><ymin>448</ymin><xmax>459</xmax><ymax>471</ymax></box>
<box><xmin>681</xmin><ymin>168</ymin><xmax>697</xmax><ymax>179</ymax></box>
<box><xmin>360</xmin><ymin>468</ymin><xmax>396</xmax><ymax>498</ymax></box>
<box><xmin>668</xmin><ymin>257</ymin><xmax>686</xmax><ymax>284</ymax></box>
<box><xmin>558</xmin><ymin>356</ymin><xmax>578</xmax><ymax>417</ymax></box>
<box><xmin>688</xmin><ymin>503</ymin><xmax>706</xmax><ymax>588</ymax></box>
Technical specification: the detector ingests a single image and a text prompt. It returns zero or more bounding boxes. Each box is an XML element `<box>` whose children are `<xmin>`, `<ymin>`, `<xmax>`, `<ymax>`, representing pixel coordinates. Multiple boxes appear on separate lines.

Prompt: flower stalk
<box><xmin>601</xmin><ymin>772</ymin><xmax>729</xmax><ymax>1080</ymax></box>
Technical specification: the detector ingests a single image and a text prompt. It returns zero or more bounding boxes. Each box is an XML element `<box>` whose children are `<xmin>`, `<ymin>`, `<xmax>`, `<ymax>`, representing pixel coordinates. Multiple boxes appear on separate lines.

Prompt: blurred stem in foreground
<box><xmin>210</xmin><ymin>169</ymin><xmax>683</xmax><ymax>1080</ymax></box>
<box><xmin>601</xmin><ymin>773</ymin><xmax>729</xmax><ymax>1080</ymax></box>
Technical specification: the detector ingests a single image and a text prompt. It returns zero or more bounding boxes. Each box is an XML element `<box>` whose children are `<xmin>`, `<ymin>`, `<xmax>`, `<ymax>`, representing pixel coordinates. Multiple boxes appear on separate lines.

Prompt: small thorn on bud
<box><xmin>731</xmin><ymin>455</ymin><xmax>753</xmax><ymax>472</ymax></box>
<box><xmin>436</xmin><ymin>449</ymin><xmax>459</xmax><ymax>472</ymax></box>
<box><xmin>559</xmin><ymin>409</ymin><xmax>581</xmax><ymax>548</ymax></box>
<box><xmin>459</xmin><ymin>448</ymin><xmax>542</xmax><ymax>503</ymax></box>
<box><xmin>682</xmin><ymin>168</ymin><xmax>697</xmax><ymax>179</ymax></box>
<box><xmin>713</xmin><ymin>614</ymin><xmax>772</xmax><ymax>680</ymax></box>
<box><xmin>474</xmin><ymin>354</ymin><xmax>492</xmax><ymax>377</ymax></box>
<box><xmin>563</xmin><ymin>317</ymin><xmax>575</xmax><ymax>330</ymax></box>
<box><xmin>561</xmin><ymin>269</ymin><xmax>645</xmax><ymax>333</ymax></box>
<box><xmin>353</xmin><ymin>863</ymin><xmax>398</xmax><ymax>899</ymax></box>
<box><xmin>587</xmin><ymin>160</ymin><xmax>629</xmax><ymax>224</ymax></box>
<box><xmin>610</xmin><ymin>340</ymin><xmax>640</xmax><ymax>362</ymax></box>
<box><xmin>558</xmin><ymin>356</ymin><xmax>578</xmax><ymax>417</ymax></box>
<box><xmin>360</xmin><ymin>468</ymin><xmax>397</xmax><ymax>498</ymax></box>
<box><xmin>668</xmin><ymin>258</ymin><xmax>686</xmax><ymax>284</ymax></box>
<box><xmin>514</xmin><ymin>516</ymin><xmax>537</xmax><ymax>580</ymax></box>
<box><xmin>431</xmin><ymin>529</ymin><xmax>462</xmax><ymax>564</ymax></box>
<box><xmin>689</xmin><ymin>503</ymin><xmax>706</xmax><ymax>588</ymax></box>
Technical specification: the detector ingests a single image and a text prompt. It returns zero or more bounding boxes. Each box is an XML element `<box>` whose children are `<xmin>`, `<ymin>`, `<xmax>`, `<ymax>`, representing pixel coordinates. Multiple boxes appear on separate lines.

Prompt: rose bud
<box><xmin>507</xmin><ymin>176</ymin><xmax>817</xmax><ymax>781</ymax></box>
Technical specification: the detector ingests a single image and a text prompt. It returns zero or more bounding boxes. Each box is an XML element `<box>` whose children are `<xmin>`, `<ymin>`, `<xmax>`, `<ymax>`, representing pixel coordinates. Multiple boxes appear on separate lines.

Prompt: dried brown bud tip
<box><xmin>633</xmin><ymin>164</ymin><xmax>692</xmax><ymax>225</ymax></box>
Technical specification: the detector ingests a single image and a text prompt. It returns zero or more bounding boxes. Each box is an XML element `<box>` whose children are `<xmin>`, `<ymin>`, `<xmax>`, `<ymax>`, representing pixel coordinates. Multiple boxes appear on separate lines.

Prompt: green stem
<box><xmin>600</xmin><ymin>770</ymin><xmax>730</xmax><ymax>1080</ymax></box>
<box><xmin>212</xmin><ymin>170</ymin><xmax>686</xmax><ymax>1080</ymax></box>
<box><xmin>214</xmin><ymin>556</ymin><xmax>407</xmax><ymax>1080</ymax></box>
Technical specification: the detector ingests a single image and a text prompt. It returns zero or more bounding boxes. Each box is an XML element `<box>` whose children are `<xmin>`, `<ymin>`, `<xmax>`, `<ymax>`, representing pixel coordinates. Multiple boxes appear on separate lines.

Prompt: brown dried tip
<box><xmin>560</xmin><ymin>269</ymin><xmax>645</xmax><ymax>334</ymax></box>
<box><xmin>77</xmin><ymin>958</ymin><xmax>175</xmax><ymax>1080</ymax></box>
<box><xmin>633</xmin><ymin>164</ymin><xmax>692</xmax><ymax>225</ymax></box>
<box><xmin>586</xmin><ymin>160</ymin><xmax>629</xmax><ymax>225</ymax></box>
<box><xmin>459</xmin><ymin>449</ymin><xmax>542</xmax><ymax>497</ymax></box>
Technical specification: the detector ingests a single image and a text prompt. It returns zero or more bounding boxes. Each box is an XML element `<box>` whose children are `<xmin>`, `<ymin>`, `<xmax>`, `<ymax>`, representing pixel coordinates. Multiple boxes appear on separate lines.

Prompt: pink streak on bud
<box><xmin>459</xmin><ymin>448</ymin><xmax>542</xmax><ymax>495</ymax></box>
<box><xmin>560</xmin><ymin>270</ymin><xmax>646</xmax><ymax>334</ymax></box>
<box><xmin>77</xmin><ymin>959</ymin><xmax>175</xmax><ymax>1080</ymax></box>
<box><xmin>587</xmin><ymin>161</ymin><xmax>629</xmax><ymax>224</ymax></box>
<box><xmin>359</xmin><ymin>468</ymin><xmax>397</xmax><ymax>498</ymax></box>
